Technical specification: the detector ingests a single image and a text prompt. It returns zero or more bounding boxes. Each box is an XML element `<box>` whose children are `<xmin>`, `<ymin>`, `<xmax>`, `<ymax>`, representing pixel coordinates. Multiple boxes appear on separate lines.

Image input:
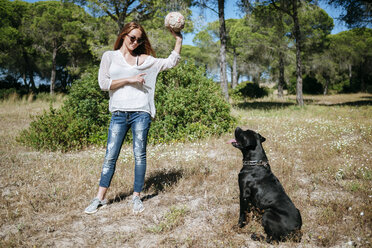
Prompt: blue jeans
<box><xmin>99</xmin><ymin>111</ymin><xmax>151</xmax><ymax>193</ymax></box>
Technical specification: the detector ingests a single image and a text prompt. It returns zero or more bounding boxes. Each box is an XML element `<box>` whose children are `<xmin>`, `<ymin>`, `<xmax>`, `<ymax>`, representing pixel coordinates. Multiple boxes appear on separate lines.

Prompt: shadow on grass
<box><xmin>109</xmin><ymin>168</ymin><xmax>184</xmax><ymax>204</ymax></box>
<box><xmin>234</xmin><ymin>101</ymin><xmax>295</xmax><ymax>110</ymax></box>
<box><xmin>317</xmin><ymin>100</ymin><xmax>372</xmax><ymax>106</ymax></box>
<box><xmin>235</xmin><ymin>97</ymin><xmax>371</xmax><ymax>110</ymax></box>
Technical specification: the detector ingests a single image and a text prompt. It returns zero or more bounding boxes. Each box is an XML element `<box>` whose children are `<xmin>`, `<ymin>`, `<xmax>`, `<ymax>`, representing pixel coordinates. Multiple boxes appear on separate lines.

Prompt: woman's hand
<box><xmin>130</xmin><ymin>73</ymin><xmax>146</xmax><ymax>85</ymax></box>
<box><xmin>110</xmin><ymin>73</ymin><xmax>146</xmax><ymax>90</ymax></box>
<box><xmin>169</xmin><ymin>28</ymin><xmax>183</xmax><ymax>41</ymax></box>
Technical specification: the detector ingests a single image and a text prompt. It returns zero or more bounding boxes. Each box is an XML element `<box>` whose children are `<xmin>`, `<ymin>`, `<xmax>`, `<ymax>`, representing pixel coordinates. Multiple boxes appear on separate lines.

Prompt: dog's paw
<box><xmin>238</xmin><ymin>221</ymin><xmax>246</xmax><ymax>228</ymax></box>
<box><xmin>251</xmin><ymin>233</ymin><xmax>265</xmax><ymax>241</ymax></box>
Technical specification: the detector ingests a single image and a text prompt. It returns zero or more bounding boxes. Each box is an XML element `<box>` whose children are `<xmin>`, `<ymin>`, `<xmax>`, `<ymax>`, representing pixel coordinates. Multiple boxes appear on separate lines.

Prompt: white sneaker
<box><xmin>132</xmin><ymin>196</ymin><xmax>145</xmax><ymax>214</ymax></box>
<box><xmin>84</xmin><ymin>197</ymin><xmax>108</xmax><ymax>214</ymax></box>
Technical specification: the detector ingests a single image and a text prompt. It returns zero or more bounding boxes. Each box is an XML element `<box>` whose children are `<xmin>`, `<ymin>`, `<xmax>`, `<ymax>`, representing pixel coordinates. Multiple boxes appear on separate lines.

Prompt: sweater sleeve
<box><xmin>156</xmin><ymin>50</ymin><xmax>181</xmax><ymax>72</ymax></box>
<box><xmin>98</xmin><ymin>51</ymin><xmax>113</xmax><ymax>91</ymax></box>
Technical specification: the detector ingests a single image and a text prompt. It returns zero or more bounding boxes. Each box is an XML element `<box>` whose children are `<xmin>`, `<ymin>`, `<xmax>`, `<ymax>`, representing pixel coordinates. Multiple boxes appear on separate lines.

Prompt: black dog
<box><xmin>229</xmin><ymin>127</ymin><xmax>302</xmax><ymax>243</ymax></box>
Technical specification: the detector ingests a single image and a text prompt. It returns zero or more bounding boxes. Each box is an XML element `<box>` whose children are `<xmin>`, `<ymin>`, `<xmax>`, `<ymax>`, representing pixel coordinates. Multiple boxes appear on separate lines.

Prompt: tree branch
<box><xmin>270</xmin><ymin>0</ymin><xmax>293</xmax><ymax>17</ymax></box>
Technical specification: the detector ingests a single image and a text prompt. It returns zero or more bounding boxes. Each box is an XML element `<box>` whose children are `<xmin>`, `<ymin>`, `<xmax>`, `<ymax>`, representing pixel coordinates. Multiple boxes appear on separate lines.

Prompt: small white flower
<box><xmin>360</xmin><ymin>212</ymin><xmax>364</xmax><ymax>216</ymax></box>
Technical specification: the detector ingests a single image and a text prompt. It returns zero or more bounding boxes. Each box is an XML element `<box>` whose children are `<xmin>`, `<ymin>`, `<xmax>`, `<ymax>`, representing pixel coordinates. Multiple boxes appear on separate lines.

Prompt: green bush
<box><xmin>230</xmin><ymin>81</ymin><xmax>269</xmax><ymax>101</ymax></box>
<box><xmin>18</xmin><ymin>67</ymin><xmax>110</xmax><ymax>151</ymax></box>
<box><xmin>151</xmin><ymin>62</ymin><xmax>235</xmax><ymax>143</ymax></box>
<box><xmin>0</xmin><ymin>88</ymin><xmax>17</xmax><ymax>99</ymax></box>
<box><xmin>19</xmin><ymin>62</ymin><xmax>236</xmax><ymax>151</ymax></box>
<box><xmin>288</xmin><ymin>75</ymin><xmax>324</xmax><ymax>95</ymax></box>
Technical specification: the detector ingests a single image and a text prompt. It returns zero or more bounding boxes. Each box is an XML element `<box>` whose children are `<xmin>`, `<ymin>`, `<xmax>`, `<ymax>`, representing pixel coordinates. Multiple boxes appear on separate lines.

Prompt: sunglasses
<box><xmin>127</xmin><ymin>35</ymin><xmax>144</xmax><ymax>45</ymax></box>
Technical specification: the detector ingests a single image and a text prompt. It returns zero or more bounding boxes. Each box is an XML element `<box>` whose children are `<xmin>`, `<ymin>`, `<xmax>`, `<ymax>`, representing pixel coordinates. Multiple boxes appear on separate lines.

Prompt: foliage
<box><xmin>328</xmin><ymin>28</ymin><xmax>372</xmax><ymax>93</ymax></box>
<box><xmin>288</xmin><ymin>74</ymin><xmax>323</xmax><ymax>94</ymax></box>
<box><xmin>19</xmin><ymin>62</ymin><xmax>236</xmax><ymax>151</ymax></box>
<box><xmin>326</xmin><ymin>0</ymin><xmax>372</xmax><ymax>28</ymax></box>
<box><xmin>0</xmin><ymin>0</ymin><xmax>38</xmax><ymax>90</ymax></box>
<box><xmin>67</xmin><ymin>0</ymin><xmax>194</xmax><ymax>32</ymax></box>
<box><xmin>230</xmin><ymin>81</ymin><xmax>269</xmax><ymax>101</ymax></box>
<box><xmin>1</xmin><ymin>0</ymin><xmax>371</xmax><ymax>101</ymax></box>
<box><xmin>27</xmin><ymin>1</ymin><xmax>95</xmax><ymax>93</ymax></box>
<box><xmin>151</xmin><ymin>61</ymin><xmax>236</xmax><ymax>143</ymax></box>
<box><xmin>18</xmin><ymin>67</ymin><xmax>110</xmax><ymax>151</ymax></box>
<box><xmin>0</xmin><ymin>0</ymin><xmax>97</xmax><ymax>93</ymax></box>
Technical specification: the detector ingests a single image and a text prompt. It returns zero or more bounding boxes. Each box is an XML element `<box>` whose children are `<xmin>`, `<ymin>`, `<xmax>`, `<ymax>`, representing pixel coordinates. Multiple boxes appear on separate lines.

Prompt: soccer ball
<box><xmin>164</xmin><ymin>12</ymin><xmax>185</xmax><ymax>32</ymax></box>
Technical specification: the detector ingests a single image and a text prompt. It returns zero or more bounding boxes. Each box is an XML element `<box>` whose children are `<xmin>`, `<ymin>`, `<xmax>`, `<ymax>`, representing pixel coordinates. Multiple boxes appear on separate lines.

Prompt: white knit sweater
<box><xmin>98</xmin><ymin>50</ymin><xmax>181</xmax><ymax>118</ymax></box>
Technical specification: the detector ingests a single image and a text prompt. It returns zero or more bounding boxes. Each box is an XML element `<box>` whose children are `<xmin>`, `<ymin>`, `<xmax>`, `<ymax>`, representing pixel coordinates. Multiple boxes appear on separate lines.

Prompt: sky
<box><xmin>182</xmin><ymin>1</ymin><xmax>349</xmax><ymax>46</ymax></box>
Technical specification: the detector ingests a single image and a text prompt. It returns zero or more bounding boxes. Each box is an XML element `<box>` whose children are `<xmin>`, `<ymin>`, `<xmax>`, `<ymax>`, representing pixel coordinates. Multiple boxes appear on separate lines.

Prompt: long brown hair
<box><xmin>114</xmin><ymin>22</ymin><xmax>155</xmax><ymax>57</ymax></box>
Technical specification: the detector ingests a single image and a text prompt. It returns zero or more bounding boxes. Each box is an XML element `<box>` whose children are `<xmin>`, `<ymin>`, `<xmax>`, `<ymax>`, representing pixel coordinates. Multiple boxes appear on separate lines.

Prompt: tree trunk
<box><xmin>23</xmin><ymin>49</ymin><xmax>36</xmax><ymax>92</ymax></box>
<box><xmin>277</xmin><ymin>11</ymin><xmax>285</xmax><ymax>98</ymax></box>
<box><xmin>278</xmin><ymin>52</ymin><xmax>285</xmax><ymax>98</ymax></box>
<box><xmin>50</xmin><ymin>45</ymin><xmax>57</xmax><ymax>95</ymax></box>
<box><xmin>360</xmin><ymin>63</ymin><xmax>366</xmax><ymax>92</ymax></box>
<box><xmin>292</xmin><ymin>0</ymin><xmax>303</xmax><ymax>106</ymax></box>
<box><xmin>232</xmin><ymin>49</ymin><xmax>238</xmax><ymax>89</ymax></box>
<box><xmin>22</xmin><ymin>72</ymin><xmax>29</xmax><ymax>90</ymax></box>
<box><xmin>29</xmin><ymin>71</ymin><xmax>35</xmax><ymax>92</ymax></box>
<box><xmin>117</xmin><ymin>13</ymin><xmax>126</xmax><ymax>32</ymax></box>
<box><xmin>323</xmin><ymin>77</ymin><xmax>329</xmax><ymax>95</ymax></box>
<box><xmin>218</xmin><ymin>0</ymin><xmax>229</xmax><ymax>101</ymax></box>
<box><xmin>348</xmin><ymin>64</ymin><xmax>352</xmax><ymax>86</ymax></box>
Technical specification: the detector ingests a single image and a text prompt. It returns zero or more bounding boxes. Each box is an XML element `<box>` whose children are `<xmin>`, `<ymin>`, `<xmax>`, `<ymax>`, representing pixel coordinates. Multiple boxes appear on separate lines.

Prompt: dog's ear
<box><xmin>242</xmin><ymin>133</ymin><xmax>257</xmax><ymax>148</ymax></box>
<box><xmin>259</xmin><ymin>134</ymin><xmax>266</xmax><ymax>143</ymax></box>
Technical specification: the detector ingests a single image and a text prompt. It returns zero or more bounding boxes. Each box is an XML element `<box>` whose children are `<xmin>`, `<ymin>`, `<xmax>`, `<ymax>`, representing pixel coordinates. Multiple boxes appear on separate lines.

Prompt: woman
<box><xmin>85</xmin><ymin>22</ymin><xmax>182</xmax><ymax>214</ymax></box>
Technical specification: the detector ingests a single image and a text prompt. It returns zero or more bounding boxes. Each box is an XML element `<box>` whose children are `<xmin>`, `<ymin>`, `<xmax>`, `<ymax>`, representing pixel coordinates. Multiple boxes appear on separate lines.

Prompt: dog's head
<box><xmin>228</xmin><ymin>127</ymin><xmax>268</xmax><ymax>163</ymax></box>
<box><xmin>229</xmin><ymin>127</ymin><xmax>266</xmax><ymax>150</ymax></box>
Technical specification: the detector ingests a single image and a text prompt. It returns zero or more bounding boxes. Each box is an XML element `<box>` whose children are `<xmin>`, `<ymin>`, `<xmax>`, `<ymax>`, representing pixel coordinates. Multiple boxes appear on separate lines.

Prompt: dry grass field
<box><xmin>0</xmin><ymin>93</ymin><xmax>371</xmax><ymax>247</ymax></box>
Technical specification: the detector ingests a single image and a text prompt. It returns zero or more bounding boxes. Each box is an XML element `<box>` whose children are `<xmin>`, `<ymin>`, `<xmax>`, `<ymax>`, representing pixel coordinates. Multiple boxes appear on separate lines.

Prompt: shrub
<box><xmin>18</xmin><ymin>67</ymin><xmax>110</xmax><ymax>151</ymax></box>
<box><xmin>230</xmin><ymin>81</ymin><xmax>269</xmax><ymax>101</ymax></box>
<box><xmin>151</xmin><ymin>62</ymin><xmax>235</xmax><ymax>143</ymax></box>
<box><xmin>19</xmin><ymin>62</ymin><xmax>236</xmax><ymax>151</ymax></box>
<box><xmin>288</xmin><ymin>74</ymin><xmax>324</xmax><ymax>95</ymax></box>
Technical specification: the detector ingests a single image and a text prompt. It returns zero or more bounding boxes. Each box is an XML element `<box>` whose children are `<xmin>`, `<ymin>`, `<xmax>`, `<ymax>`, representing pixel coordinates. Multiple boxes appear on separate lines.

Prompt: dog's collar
<box><xmin>243</xmin><ymin>160</ymin><xmax>269</xmax><ymax>167</ymax></box>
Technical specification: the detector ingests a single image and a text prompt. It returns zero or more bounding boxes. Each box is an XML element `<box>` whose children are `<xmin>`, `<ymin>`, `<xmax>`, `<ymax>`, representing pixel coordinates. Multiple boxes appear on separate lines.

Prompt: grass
<box><xmin>0</xmin><ymin>93</ymin><xmax>371</xmax><ymax>247</ymax></box>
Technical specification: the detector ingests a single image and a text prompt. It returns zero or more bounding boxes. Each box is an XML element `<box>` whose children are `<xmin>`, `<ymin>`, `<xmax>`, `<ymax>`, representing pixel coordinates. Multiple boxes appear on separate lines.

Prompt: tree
<box><xmin>193</xmin><ymin>0</ymin><xmax>229</xmax><ymax>101</ymax></box>
<box><xmin>242</xmin><ymin>0</ymin><xmax>319</xmax><ymax>106</ymax></box>
<box><xmin>251</xmin><ymin>4</ymin><xmax>293</xmax><ymax>97</ymax></box>
<box><xmin>26</xmin><ymin>1</ymin><xmax>93</xmax><ymax>94</ymax></box>
<box><xmin>300</xmin><ymin>4</ymin><xmax>334</xmax><ymax>94</ymax></box>
<box><xmin>67</xmin><ymin>0</ymin><xmax>193</xmax><ymax>33</ymax></box>
<box><xmin>271</xmin><ymin>0</ymin><xmax>307</xmax><ymax>105</ymax></box>
<box><xmin>229</xmin><ymin>15</ymin><xmax>274</xmax><ymax>86</ymax></box>
<box><xmin>325</xmin><ymin>0</ymin><xmax>372</xmax><ymax>28</ymax></box>
<box><xmin>218</xmin><ymin>0</ymin><xmax>229</xmax><ymax>100</ymax></box>
<box><xmin>225</xmin><ymin>19</ymin><xmax>245</xmax><ymax>89</ymax></box>
<box><xmin>193</xmin><ymin>17</ymin><xmax>265</xmax><ymax>89</ymax></box>
<box><xmin>193</xmin><ymin>28</ymin><xmax>220</xmax><ymax>77</ymax></box>
<box><xmin>329</xmin><ymin>28</ymin><xmax>372</xmax><ymax>92</ymax></box>
<box><xmin>310</xmin><ymin>50</ymin><xmax>337</xmax><ymax>95</ymax></box>
<box><xmin>0</xmin><ymin>0</ymin><xmax>38</xmax><ymax>91</ymax></box>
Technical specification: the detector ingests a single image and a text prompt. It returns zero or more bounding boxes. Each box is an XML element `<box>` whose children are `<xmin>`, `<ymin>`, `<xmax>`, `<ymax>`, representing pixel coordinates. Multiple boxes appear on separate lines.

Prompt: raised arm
<box><xmin>169</xmin><ymin>29</ymin><xmax>183</xmax><ymax>55</ymax></box>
